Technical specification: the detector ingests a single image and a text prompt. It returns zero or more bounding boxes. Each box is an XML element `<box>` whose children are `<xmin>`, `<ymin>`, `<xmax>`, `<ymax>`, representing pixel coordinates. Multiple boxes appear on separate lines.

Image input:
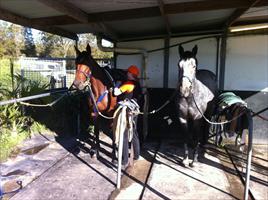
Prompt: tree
<box><xmin>38</xmin><ymin>32</ymin><xmax>74</xmax><ymax>58</ymax></box>
<box><xmin>21</xmin><ymin>27</ymin><xmax>37</xmax><ymax>57</ymax></box>
<box><xmin>0</xmin><ymin>21</ymin><xmax>24</xmax><ymax>58</ymax></box>
<box><xmin>78</xmin><ymin>34</ymin><xmax>113</xmax><ymax>58</ymax></box>
<box><xmin>0</xmin><ymin>21</ymin><xmax>24</xmax><ymax>91</ymax></box>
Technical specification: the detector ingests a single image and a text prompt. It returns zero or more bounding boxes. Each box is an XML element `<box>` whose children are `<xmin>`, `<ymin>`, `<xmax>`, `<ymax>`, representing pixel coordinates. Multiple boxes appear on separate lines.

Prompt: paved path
<box><xmin>1</xmin><ymin>133</ymin><xmax>267</xmax><ymax>200</ymax></box>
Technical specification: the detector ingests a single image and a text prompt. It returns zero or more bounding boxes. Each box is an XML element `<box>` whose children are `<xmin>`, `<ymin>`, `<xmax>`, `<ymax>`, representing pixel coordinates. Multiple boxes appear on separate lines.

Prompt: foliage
<box><xmin>37</xmin><ymin>32</ymin><xmax>74</xmax><ymax>57</ymax></box>
<box><xmin>0</xmin><ymin>20</ymin><xmax>113</xmax><ymax>60</ymax></box>
<box><xmin>0</xmin><ymin>73</ymin><xmax>50</xmax><ymax>162</ymax></box>
<box><xmin>21</xmin><ymin>27</ymin><xmax>37</xmax><ymax>57</ymax></box>
<box><xmin>0</xmin><ymin>21</ymin><xmax>24</xmax><ymax>58</ymax></box>
<box><xmin>78</xmin><ymin>34</ymin><xmax>113</xmax><ymax>58</ymax></box>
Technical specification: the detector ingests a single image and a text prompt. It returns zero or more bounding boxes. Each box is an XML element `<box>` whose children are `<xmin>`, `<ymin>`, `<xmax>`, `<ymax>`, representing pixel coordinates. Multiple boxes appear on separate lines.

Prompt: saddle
<box><xmin>215</xmin><ymin>92</ymin><xmax>248</xmax><ymax>137</ymax></box>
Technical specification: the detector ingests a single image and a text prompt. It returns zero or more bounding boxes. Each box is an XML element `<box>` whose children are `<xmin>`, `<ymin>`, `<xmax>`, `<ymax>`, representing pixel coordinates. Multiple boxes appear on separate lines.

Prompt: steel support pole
<box><xmin>163</xmin><ymin>36</ymin><xmax>170</xmax><ymax>88</ymax></box>
<box><xmin>219</xmin><ymin>30</ymin><xmax>228</xmax><ymax>91</ymax></box>
<box><xmin>244</xmin><ymin>110</ymin><xmax>253</xmax><ymax>200</ymax></box>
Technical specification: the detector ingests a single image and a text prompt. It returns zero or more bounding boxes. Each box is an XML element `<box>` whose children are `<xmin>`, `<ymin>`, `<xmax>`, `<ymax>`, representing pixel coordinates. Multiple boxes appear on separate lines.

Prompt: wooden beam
<box><xmin>32</xmin><ymin>15</ymin><xmax>78</xmax><ymax>26</ymax></box>
<box><xmin>38</xmin><ymin>0</ymin><xmax>118</xmax><ymax>40</ymax></box>
<box><xmin>118</xmin><ymin>27</ymin><xmax>222</xmax><ymax>42</ymax></box>
<box><xmin>0</xmin><ymin>7</ymin><xmax>78</xmax><ymax>40</ymax></box>
<box><xmin>164</xmin><ymin>0</ymin><xmax>265</xmax><ymax>14</ymax></box>
<box><xmin>232</xmin><ymin>15</ymin><xmax>268</xmax><ymax>26</ymax></box>
<box><xmin>158</xmin><ymin>0</ymin><xmax>171</xmax><ymax>35</ymax></box>
<box><xmin>31</xmin><ymin>0</ymin><xmax>268</xmax><ymax>26</ymax></box>
<box><xmin>224</xmin><ymin>0</ymin><xmax>262</xmax><ymax>28</ymax></box>
<box><xmin>38</xmin><ymin>0</ymin><xmax>89</xmax><ymax>23</ymax></box>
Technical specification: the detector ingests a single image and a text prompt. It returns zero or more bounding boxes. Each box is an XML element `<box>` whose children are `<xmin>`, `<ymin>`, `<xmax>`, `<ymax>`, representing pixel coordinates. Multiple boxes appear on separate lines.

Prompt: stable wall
<box><xmin>116</xmin><ymin>36</ymin><xmax>218</xmax><ymax>88</ymax></box>
<box><xmin>116</xmin><ymin>34</ymin><xmax>268</xmax><ymax>144</ymax></box>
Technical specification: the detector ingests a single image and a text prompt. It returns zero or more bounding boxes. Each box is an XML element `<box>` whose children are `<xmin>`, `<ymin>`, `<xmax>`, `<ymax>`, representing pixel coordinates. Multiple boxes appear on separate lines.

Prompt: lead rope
<box><xmin>135</xmin><ymin>90</ymin><xmax>178</xmax><ymax>115</ymax></box>
<box><xmin>192</xmin><ymin>94</ymin><xmax>247</xmax><ymax>125</ymax></box>
<box><xmin>85</xmin><ymin>80</ymin><xmax>178</xmax><ymax>118</ymax></box>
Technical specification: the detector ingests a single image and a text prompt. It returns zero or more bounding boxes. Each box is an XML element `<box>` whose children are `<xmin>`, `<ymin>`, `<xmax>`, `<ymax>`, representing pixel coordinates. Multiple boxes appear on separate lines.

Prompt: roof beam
<box><xmin>38</xmin><ymin>0</ymin><xmax>118</xmax><ymax>40</ymax></box>
<box><xmin>38</xmin><ymin>0</ymin><xmax>89</xmax><ymax>23</ymax></box>
<box><xmin>164</xmin><ymin>0</ymin><xmax>266</xmax><ymax>14</ymax></box>
<box><xmin>157</xmin><ymin>0</ymin><xmax>171</xmax><ymax>35</ymax></box>
<box><xmin>32</xmin><ymin>0</ymin><xmax>268</xmax><ymax>26</ymax></box>
<box><xmin>0</xmin><ymin>7</ymin><xmax>78</xmax><ymax>40</ymax></box>
<box><xmin>233</xmin><ymin>15</ymin><xmax>268</xmax><ymax>26</ymax></box>
<box><xmin>224</xmin><ymin>0</ymin><xmax>262</xmax><ymax>28</ymax></box>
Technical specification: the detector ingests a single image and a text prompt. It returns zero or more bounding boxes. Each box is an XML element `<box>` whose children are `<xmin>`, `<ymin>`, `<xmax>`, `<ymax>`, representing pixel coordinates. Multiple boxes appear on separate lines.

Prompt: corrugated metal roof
<box><xmin>0</xmin><ymin>0</ymin><xmax>267</xmax><ymax>41</ymax></box>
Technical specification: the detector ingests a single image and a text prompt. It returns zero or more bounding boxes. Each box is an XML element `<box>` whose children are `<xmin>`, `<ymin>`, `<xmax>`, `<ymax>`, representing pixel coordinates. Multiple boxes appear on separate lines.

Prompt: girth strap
<box><xmin>96</xmin><ymin>90</ymin><xmax>109</xmax><ymax>104</ymax></box>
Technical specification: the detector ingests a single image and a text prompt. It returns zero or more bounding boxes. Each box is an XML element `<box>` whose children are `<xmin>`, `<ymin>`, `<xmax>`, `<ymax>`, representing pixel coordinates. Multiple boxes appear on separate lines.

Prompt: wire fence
<box><xmin>19</xmin><ymin>57</ymin><xmax>113</xmax><ymax>90</ymax></box>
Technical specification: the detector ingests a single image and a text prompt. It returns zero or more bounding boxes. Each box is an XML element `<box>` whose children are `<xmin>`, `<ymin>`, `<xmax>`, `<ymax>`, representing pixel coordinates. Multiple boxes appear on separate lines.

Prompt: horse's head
<box><xmin>178</xmin><ymin>45</ymin><xmax>198</xmax><ymax>97</ymax></box>
<box><xmin>73</xmin><ymin>44</ymin><xmax>94</xmax><ymax>90</ymax></box>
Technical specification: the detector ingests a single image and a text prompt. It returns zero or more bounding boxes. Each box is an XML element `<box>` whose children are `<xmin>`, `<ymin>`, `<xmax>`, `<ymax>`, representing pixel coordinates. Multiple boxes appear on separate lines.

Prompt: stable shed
<box><xmin>0</xmin><ymin>1</ymin><xmax>267</xmax><ymax>200</ymax></box>
<box><xmin>0</xmin><ymin>0</ymin><xmax>267</xmax><ymax>142</ymax></box>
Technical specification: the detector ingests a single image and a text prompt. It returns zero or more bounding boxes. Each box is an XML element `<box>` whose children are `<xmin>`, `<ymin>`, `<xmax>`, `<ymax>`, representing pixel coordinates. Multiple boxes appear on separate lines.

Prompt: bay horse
<box><xmin>176</xmin><ymin>45</ymin><xmax>218</xmax><ymax>167</ymax></box>
<box><xmin>72</xmin><ymin>44</ymin><xmax>123</xmax><ymax>160</ymax></box>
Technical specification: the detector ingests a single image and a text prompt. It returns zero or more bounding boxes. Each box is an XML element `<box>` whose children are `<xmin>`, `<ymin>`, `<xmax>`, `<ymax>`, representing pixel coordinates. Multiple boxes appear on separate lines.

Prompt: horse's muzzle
<box><xmin>73</xmin><ymin>80</ymin><xmax>86</xmax><ymax>91</ymax></box>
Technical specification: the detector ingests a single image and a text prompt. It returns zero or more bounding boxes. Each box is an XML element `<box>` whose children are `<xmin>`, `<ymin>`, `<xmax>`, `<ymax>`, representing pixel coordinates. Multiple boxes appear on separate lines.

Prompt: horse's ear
<box><xmin>74</xmin><ymin>45</ymin><xmax>80</xmax><ymax>55</ymax></box>
<box><xmin>86</xmin><ymin>44</ymin><xmax>92</xmax><ymax>55</ymax></box>
<box><xmin>179</xmin><ymin>45</ymin><xmax>184</xmax><ymax>57</ymax></box>
<box><xmin>192</xmin><ymin>45</ymin><xmax>198</xmax><ymax>56</ymax></box>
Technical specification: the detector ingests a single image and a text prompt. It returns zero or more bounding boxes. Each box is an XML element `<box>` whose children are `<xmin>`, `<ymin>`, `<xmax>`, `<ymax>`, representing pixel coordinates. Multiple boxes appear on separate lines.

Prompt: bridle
<box><xmin>77</xmin><ymin>69</ymin><xmax>92</xmax><ymax>80</ymax></box>
<box><xmin>178</xmin><ymin>56</ymin><xmax>197</xmax><ymax>90</ymax></box>
<box><xmin>74</xmin><ymin>63</ymin><xmax>92</xmax><ymax>89</ymax></box>
<box><xmin>74</xmin><ymin>63</ymin><xmax>115</xmax><ymax>119</ymax></box>
<box><xmin>76</xmin><ymin>63</ymin><xmax>92</xmax><ymax>80</ymax></box>
<box><xmin>178</xmin><ymin>69</ymin><xmax>195</xmax><ymax>92</ymax></box>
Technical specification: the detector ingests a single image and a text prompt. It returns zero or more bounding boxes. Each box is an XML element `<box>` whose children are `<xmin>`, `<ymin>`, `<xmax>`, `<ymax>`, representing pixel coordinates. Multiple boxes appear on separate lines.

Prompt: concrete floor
<box><xmin>1</xmin><ymin>133</ymin><xmax>267</xmax><ymax>200</ymax></box>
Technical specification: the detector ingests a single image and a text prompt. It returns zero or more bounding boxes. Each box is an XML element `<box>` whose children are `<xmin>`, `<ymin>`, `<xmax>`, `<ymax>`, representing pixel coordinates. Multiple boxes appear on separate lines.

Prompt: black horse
<box><xmin>176</xmin><ymin>45</ymin><xmax>218</xmax><ymax>167</ymax></box>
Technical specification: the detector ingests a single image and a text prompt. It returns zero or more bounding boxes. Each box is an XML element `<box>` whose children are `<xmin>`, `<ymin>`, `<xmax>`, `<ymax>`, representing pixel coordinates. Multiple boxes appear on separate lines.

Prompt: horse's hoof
<box><xmin>189</xmin><ymin>162</ymin><xmax>195</xmax><ymax>168</ymax></box>
<box><xmin>89</xmin><ymin>150</ymin><xmax>95</xmax><ymax>157</ymax></box>
<box><xmin>89</xmin><ymin>149</ymin><xmax>99</xmax><ymax>160</ymax></box>
<box><xmin>182</xmin><ymin>158</ymin><xmax>189</xmax><ymax>167</ymax></box>
<box><xmin>189</xmin><ymin>161</ymin><xmax>199</xmax><ymax>168</ymax></box>
<box><xmin>112</xmin><ymin>159</ymin><xmax>118</xmax><ymax>165</ymax></box>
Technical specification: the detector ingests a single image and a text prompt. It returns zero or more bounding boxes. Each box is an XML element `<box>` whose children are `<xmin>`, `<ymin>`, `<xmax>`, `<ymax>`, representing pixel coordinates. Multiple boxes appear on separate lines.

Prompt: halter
<box><xmin>181</xmin><ymin>75</ymin><xmax>193</xmax><ymax>85</ymax></box>
<box><xmin>75</xmin><ymin>65</ymin><xmax>114</xmax><ymax>119</ymax></box>
<box><xmin>76</xmin><ymin>69</ymin><xmax>92</xmax><ymax>80</ymax></box>
<box><xmin>178</xmin><ymin>75</ymin><xmax>194</xmax><ymax>92</ymax></box>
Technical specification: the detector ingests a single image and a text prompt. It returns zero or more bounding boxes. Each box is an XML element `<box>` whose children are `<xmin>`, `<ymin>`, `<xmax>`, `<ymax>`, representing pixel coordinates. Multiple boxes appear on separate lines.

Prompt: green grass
<box><xmin>0</xmin><ymin>58</ymin><xmax>52</xmax><ymax>162</ymax></box>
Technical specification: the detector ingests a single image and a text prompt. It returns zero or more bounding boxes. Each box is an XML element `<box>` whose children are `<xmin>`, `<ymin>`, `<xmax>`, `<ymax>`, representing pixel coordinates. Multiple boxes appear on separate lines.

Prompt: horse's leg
<box><xmin>182</xmin><ymin>143</ymin><xmax>189</xmax><ymax>166</ymax></box>
<box><xmin>95</xmin><ymin>118</ymin><xmax>100</xmax><ymax>159</ymax></box>
<box><xmin>90</xmin><ymin>116</ymin><xmax>100</xmax><ymax>159</ymax></box>
<box><xmin>190</xmin><ymin>142</ymin><xmax>199</xmax><ymax>167</ymax></box>
<box><xmin>190</xmin><ymin>119</ymin><xmax>202</xmax><ymax>167</ymax></box>
<box><xmin>180</xmin><ymin>117</ymin><xmax>189</xmax><ymax>166</ymax></box>
<box><xmin>111</xmin><ymin>130</ymin><xmax>117</xmax><ymax>164</ymax></box>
